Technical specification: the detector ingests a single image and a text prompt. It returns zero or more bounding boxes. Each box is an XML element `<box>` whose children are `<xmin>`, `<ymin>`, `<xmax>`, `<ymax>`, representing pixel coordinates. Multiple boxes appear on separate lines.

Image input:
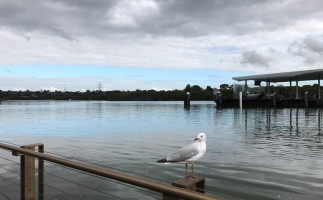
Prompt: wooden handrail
<box><xmin>0</xmin><ymin>142</ymin><xmax>220</xmax><ymax>200</ymax></box>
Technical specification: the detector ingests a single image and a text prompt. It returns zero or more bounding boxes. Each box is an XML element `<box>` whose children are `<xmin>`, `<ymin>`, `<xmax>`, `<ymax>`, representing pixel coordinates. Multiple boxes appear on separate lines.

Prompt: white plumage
<box><xmin>157</xmin><ymin>133</ymin><xmax>206</xmax><ymax>177</ymax></box>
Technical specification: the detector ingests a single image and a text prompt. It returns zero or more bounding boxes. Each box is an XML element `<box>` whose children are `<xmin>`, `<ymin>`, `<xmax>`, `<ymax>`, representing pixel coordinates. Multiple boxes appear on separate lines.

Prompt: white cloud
<box><xmin>0</xmin><ymin>75</ymin><xmax>191</xmax><ymax>91</ymax></box>
<box><xmin>40</xmin><ymin>86</ymin><xmax>59</xmax><ymax>92</ymax></box>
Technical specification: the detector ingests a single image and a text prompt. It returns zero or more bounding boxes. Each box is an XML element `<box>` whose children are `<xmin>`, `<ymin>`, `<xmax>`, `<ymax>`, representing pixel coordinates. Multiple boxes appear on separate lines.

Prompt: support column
<box><xmin>244</xmin><ymin>80</ymin><xmax>248</xmax><ymax>97</ymax></box>
<box><xmin>289</xmin><ymin>79</ymin><xmax>293</xmax><ymax>98</ymax></box>
<box><xmin>296</xmin><ymin>77</ymin><xmax>298</xmax><ymax>99</ymax></box>
<box><xmin>266</xmin><ymin>81</ymin><xmax>270</xmax><ymax>99</ymax></box>
<box><xmin>319</xmin><ymin>75</ymin><xmax>321</xmax><ymax>99</ymax></box>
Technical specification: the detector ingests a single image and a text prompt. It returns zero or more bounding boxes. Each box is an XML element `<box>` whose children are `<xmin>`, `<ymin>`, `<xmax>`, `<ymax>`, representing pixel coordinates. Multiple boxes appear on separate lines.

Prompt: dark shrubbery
<box><xmin>0</xmin><ymin>85</ymin><xmax>216</xmax><ymax>101</ymax></box>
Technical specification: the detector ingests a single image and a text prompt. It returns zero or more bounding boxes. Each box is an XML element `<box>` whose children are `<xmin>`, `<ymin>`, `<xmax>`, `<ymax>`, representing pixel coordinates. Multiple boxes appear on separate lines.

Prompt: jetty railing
<box><xmin>0</xmin><ymin>142</ymin><xmax>220</xmax><ymax>200</ymax></box>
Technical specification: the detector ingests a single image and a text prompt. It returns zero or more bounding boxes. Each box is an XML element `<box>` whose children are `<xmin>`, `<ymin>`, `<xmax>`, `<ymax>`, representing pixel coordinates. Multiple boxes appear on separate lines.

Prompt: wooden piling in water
<box><xmin>184</xmin><ymin>92</ymin><xmax>190</xmax><ymax>108</ymax></box>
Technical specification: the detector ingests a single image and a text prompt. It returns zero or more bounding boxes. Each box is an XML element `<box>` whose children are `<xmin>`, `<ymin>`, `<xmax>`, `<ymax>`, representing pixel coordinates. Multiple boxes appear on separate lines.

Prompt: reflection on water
<box><xmin>0</xmin><ymin>101</ymin><xmax>323</xmax><ymax>200</ymax></box>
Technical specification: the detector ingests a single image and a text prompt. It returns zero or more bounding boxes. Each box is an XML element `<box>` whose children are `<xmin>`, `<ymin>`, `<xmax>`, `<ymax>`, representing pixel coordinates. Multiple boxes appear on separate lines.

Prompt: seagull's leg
<box><xmin>185</xmin><ymin>163</ymin><xmax>188</xmax><ymax>177</ymax></box>
<box><xmin>191</xmin><ymin>163</ymin><xmax>197</xmax><ymax>178</ymax></box>
<box><xmin>192</xmin><ymin>163</ymin><xmax>194</xmax><ymax>177</ymax></box>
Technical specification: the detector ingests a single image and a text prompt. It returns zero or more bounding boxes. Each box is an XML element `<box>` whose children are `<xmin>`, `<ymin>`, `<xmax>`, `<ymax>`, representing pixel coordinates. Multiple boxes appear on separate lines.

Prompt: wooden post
<box><xmin>184</xmin><ymin>92</ymin><xmax>190</xmax><ymax>108</ymax></box>
<box><xmin>21</xmin><ymin>146</ymin><xmax>35</xmax><ymax>200</ymax></box>
<box><xmin>164</xmin><ymin>176</ymin><xmax>205</xmax><ymax>200</ymax></box>
<box><xmin>15</xmin><ymin>144</ymin><xmax>44</xmax><ymax>200</ymax></box>
<box><xmin>172</xmin><ymin>176</ymin><xmax>205</xmax><ymax>193</ymax></box>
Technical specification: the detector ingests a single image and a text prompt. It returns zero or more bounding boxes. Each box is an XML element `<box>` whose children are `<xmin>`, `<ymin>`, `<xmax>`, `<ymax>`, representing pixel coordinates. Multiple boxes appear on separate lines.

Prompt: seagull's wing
<box><xmin>166</xmin><ymin>142</ymin><xmax>199</xmax><ymax>162</ymax></box>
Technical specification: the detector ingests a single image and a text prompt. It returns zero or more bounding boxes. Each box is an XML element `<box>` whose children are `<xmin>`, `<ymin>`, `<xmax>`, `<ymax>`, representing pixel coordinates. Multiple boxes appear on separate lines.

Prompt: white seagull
<box><xmin>157</xmin><ymin>133</ymin><xmax>206</xmax><ymax>177</ymax></box>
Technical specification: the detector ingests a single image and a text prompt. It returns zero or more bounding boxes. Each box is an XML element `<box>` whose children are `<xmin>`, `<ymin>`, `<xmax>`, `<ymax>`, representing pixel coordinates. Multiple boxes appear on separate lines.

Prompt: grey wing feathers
<box><xmin>166</xmin><ymin>142</ymin><xmax>199</xmax><ymax>162</ymax></box>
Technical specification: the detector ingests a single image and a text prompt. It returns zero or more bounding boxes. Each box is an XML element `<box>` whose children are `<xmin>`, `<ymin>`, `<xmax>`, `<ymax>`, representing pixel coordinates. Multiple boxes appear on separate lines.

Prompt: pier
<box><xmin>215</xmin><ymin>68</ymin><xmax>323</xmax><ymax>108</ymax></box>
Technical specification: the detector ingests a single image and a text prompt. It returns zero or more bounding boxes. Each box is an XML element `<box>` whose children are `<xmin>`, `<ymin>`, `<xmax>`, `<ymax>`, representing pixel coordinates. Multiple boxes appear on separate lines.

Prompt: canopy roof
<box><xmin>232</xmin><ymin>68</ymin><xmax>323</xmax><ymax>82</ymax></box>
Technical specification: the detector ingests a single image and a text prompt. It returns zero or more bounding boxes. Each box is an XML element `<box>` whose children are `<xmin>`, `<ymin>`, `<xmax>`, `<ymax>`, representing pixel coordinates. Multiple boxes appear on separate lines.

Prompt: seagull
<box><xmin>157</xmin><ymin>133</ymin><xmax>206</xmax><ymax>177</ymax></box>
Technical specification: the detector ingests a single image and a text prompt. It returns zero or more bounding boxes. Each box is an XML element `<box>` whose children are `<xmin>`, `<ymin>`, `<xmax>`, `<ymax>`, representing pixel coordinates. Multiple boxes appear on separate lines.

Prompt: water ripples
<box><xmin>0</xmin><ymin>101</ymin><xmax>323</xmax><ymax>199</ymax></box>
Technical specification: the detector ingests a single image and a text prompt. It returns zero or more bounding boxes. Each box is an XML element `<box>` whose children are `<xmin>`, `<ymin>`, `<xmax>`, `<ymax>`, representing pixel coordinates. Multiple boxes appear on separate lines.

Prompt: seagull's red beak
<box><xmin>194</xmin><ymin>138</ymin><xmax>199</xmax><ymax>141</ymax></box>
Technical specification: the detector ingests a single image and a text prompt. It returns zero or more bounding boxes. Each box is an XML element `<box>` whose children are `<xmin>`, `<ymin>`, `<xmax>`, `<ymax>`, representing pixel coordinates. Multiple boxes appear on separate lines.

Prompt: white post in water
<box><xmin>239</xmin><ymin>91</ymin><xmax>242</xmax><ymax>109</ymax></box>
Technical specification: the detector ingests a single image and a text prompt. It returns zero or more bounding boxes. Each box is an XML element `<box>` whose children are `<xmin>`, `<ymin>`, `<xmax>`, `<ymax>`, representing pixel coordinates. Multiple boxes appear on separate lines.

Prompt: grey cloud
<box><xmin>288</xmin><ymin>37</ymin><xmax>323</xmax><ymax>65</ymax></box>
<box><xmin>23</xmin><ymin>34</ymin><xmax>31</xmax><ymax>41</ymax></box>
<box><xmin>1</xmin><ymin>0</ymin><xmax>323</xmax><ymax>39</ymax></box>
<box><xmin>303</xmin><ymin>38</ymin><xmax>323</xmax><ymax>54</ymax></box>
<box><xmin>48</xmin><ymin>27</ymin><xmax>77</xmax><ymax>41</ymax></box>
<box><xmin>241</xmin><ymin>51</ymin><xmax>270</xmax><ymax>67</ymax></box>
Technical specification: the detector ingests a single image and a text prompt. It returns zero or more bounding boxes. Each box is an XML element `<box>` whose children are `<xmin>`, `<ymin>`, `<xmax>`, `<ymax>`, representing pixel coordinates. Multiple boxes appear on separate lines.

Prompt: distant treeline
<box><xmin>2</xmin><ymin>83</ymin><xmax>319</xmax><ymax>101</ymax></box>
<box><xmin>0</xmin><ymin>84</ymin><xmax>219</xmax><ymax>101</ymax></box>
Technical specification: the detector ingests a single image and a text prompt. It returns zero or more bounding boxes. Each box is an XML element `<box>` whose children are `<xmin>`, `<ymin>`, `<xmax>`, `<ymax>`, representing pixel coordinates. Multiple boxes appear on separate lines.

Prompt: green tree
<box><xmin>220</xmin><ymin>84</ymin><xmax>229</xmax><ymax>89</ymax></box>
<box><xmin>191</xmin><ymin>85</ymin><xmax>203</xmax><ymax>91</ymax></box>
<box><xmin>184</xmin><ymin>84</ymin><xmax>191</xmax><ymax>92</ymax></box>
<box><xmin>205</xmin><ymin>86</ymin><xmax>213</xmax><ymax>91</ymax></box>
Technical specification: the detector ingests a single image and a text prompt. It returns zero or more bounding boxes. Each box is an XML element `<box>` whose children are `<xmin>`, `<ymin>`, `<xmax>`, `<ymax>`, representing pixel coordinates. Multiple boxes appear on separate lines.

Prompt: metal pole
<box><xmin>296</xmin><ymin>79</ymin><xmax>299</xmax><ymax>99</ymax></box>
<box><xmin>0</xmin><ymin>142</ymin><xmax>219</xmax><ymax>200</ymax></box>
<box><xmin>289</xmin><ymin>79</ymin><xmax>293</xmax><ymax>98</ymax></box>
<box><xmin>244</xmin><ymin>80</ymin><xmax>248</xmax><ymax>96</ymax></box>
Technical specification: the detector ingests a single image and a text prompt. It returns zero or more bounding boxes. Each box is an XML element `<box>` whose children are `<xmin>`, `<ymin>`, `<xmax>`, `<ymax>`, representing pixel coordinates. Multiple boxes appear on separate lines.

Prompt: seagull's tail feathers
<box><xmin>157</xmin><ymin>158</ymin><xmax>177</xmax><ymax>164</ymax></box>
<box><xmin>157</xmin><ymin>158</ymin><xmax>167</xmax><ymax>163</ymax></box>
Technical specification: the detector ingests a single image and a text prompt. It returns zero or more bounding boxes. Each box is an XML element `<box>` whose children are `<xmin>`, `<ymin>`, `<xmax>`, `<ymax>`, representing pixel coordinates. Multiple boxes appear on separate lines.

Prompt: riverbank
<box><xmin>0</xmin><ymin>89</ymin><xmax>214</xmax><ymax>101</ymax></box>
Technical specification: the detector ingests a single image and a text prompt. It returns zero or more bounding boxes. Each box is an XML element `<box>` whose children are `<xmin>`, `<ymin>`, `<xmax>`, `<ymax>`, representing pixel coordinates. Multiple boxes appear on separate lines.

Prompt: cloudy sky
<box><xmin>1</xmin><ymin>0</ymin><xmax>323</xmax><ymax>91</ymax></box>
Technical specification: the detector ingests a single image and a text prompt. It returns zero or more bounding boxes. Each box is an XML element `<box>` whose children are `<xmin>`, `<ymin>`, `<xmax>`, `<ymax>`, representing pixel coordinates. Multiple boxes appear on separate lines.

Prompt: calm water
<box><xmin>0</xmin><ymin>100</ymin><xmax>323</xmax><ymax>200</ymax></box>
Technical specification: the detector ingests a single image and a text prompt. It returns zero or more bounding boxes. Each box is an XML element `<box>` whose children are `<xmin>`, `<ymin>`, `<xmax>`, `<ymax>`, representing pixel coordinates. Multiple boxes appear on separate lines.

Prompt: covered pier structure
<box><xmin>216</xmin><ymin>68</ymin><xmax>323</xmax><ymax>107</ymax></box>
